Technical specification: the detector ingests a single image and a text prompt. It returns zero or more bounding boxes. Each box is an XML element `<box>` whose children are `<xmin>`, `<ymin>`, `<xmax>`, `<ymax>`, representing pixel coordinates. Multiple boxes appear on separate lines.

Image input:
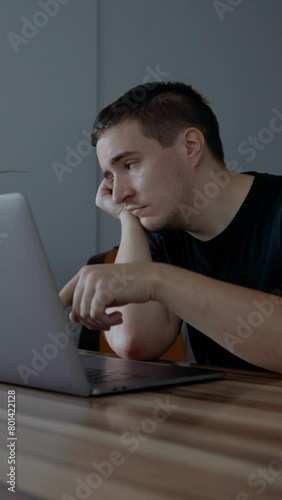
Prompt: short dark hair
<box><xmin>91</xmin><ymin>81</ymin><xmax>224</xmax><ymax>162</ymax></box>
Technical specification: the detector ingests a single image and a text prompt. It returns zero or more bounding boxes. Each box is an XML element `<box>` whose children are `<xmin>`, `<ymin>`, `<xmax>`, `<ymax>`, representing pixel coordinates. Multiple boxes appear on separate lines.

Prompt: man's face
<box><xmin>96</xmin><ymin>120</ymin><xmax>192</xmax><ymax>231</ymax></box>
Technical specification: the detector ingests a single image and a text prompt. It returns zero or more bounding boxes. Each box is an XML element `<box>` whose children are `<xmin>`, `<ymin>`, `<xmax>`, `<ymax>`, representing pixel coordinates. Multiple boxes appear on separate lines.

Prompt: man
<box><xmin>59</xmin><ymin>82</ymin><xmax>282</xmax><ymax>373</ymax></box>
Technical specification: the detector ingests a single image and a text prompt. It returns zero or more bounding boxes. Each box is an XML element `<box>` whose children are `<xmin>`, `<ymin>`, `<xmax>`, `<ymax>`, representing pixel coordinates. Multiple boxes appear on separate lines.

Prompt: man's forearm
<box><xmin>154</xmin><ymin>264</ymin><xmax>282</xmax><ymax>372</ymax></box>
<box><xmin>105</xmin><ymin>215</ymin><xmax>179</xmax><ymax>359</ymax></box>
<box><xmin>115</xmin><ymin>211</ymin><xmax>152</xmax><ymax>263</ymax></box>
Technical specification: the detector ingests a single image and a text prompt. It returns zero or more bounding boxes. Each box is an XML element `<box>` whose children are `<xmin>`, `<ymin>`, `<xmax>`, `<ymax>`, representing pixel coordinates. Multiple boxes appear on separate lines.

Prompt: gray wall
<box><xmin>96</xmin><ymin>0</ymin><xmax>282</xmax><ymax>252</ymax></box>
<box><xmin>0</xmin><ymin>0</ymin><xmax>98</xmax><ymax>290</ymax></box>
<box><xmin>1</xmin><ymin>0</ymin><xmax>282</xmax><ymax>287</ymax></box>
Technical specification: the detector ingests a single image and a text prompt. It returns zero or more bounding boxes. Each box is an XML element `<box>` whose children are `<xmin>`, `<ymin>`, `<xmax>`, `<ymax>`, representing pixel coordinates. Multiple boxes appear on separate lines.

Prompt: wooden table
<box><xmin>0</xmin><ymin>353</ymin><xmax>282</xmax><ymax>500</ymax></box>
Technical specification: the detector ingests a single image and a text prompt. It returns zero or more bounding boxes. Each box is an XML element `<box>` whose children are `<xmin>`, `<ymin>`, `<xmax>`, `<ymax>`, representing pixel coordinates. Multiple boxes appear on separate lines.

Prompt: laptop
<box><xmin>0</xmin><ymin>192</ymin><xmax>224</xmax><ymax>396</ymax></box>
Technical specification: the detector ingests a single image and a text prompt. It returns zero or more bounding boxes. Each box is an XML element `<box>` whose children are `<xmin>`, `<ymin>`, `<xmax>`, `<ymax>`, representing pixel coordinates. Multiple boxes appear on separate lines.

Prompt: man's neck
<box><xmin>185</xmin><ymin>169</ymin><xmax>255</xmax><ymax>242</ymax></box>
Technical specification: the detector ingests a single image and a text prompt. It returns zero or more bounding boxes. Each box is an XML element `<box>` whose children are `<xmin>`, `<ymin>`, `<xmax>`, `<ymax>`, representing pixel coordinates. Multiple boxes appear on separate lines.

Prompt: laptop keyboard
<box><xmin>85</xmin><ymin>367</ymin><xmax>148</xmax><ymax>384</ymax></box>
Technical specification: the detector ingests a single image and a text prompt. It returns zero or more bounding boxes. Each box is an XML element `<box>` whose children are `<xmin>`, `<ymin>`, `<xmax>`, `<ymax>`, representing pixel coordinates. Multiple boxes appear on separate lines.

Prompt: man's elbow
<box><xmin>107</xmin><ymin>333</ymin><xmax>165</xmax><ymax>361</ymax></box>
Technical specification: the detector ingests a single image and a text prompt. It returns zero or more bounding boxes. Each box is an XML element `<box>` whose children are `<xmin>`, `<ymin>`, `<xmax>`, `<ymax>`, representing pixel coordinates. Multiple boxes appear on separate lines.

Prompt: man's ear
<box><xmin>183</xmin><ymin>128</ymin><xmax>205</xmax><ymax>162</ymax></box>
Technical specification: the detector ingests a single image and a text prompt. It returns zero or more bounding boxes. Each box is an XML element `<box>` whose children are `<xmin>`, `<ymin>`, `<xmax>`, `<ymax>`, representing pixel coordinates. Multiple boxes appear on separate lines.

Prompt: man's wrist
<box><xmin>119</xmin><ymin>210</ymin><xmax>146</xmax><ymax>230</ymax></box>
<box><xmin>119</xmin><ymin>210</ymin><xmax>137</xmax><ymax>222</ymax></box>
<box><xmin>149</xmin><ymin>263</ymin><xmax>168</xmax><ymax>303</ymax></box>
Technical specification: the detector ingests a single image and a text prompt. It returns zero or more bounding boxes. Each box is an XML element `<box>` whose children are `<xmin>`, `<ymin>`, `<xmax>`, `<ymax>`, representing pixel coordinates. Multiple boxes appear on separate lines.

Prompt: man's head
<box><xmin>92</xmin><ymin>82</ymin><xmax>226</xmax><ymax>232</ymax></box>
<box><xmin>91</xmin><ymin>81</ymin><xmax>224</xmax><ymax>163</ymax></box>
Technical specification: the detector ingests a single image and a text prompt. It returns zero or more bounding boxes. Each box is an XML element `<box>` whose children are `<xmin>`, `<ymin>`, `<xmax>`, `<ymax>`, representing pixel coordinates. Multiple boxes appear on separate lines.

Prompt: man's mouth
<box><xmin>128</xmin><ymin>206</ymin><xmax>146</xmax><ymax>216</ymax></box>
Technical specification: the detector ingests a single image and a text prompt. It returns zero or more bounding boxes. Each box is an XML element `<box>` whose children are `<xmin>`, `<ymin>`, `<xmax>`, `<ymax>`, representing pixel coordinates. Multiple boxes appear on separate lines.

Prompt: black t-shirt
<box><xmin>149</xmin><ymin>172</ymin><xmax>282</xmax><ymax>370</ymax></box>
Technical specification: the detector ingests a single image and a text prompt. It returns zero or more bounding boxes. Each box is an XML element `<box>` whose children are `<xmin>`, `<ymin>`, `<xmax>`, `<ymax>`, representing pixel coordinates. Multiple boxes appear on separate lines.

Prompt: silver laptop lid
<box><xmin>0</xmin><ymin>193</ymin><xmax>90</xmax><ymax>396</ymax></box>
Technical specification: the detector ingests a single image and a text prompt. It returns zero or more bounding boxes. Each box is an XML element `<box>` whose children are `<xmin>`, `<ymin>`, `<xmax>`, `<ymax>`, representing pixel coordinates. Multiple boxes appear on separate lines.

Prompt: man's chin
<box><xmin>139</xmin><ymin>216</ymin><xmax>166</xmax><ymax>233</ymax></box>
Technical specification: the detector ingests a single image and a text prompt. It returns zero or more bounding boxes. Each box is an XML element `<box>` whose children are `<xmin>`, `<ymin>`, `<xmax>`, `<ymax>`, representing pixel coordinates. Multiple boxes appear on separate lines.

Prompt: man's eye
<box><xmin>125</xmin><ymin>162</ymin><xmax>136</xmax><ymax>170</ymax></box>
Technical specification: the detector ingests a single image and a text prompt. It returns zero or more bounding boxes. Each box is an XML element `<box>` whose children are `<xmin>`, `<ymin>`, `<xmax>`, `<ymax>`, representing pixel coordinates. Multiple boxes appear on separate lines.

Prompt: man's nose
<box><xmin>112</xmin><ymin>178</ymin><xmax>135</xmax><ymax>205</ymax></box>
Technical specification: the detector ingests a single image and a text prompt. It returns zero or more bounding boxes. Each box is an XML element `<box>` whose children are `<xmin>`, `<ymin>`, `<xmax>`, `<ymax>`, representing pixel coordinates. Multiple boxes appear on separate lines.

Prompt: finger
<box><xmin>96</xmin><ymin>179</ymin><xmax>112</xmax><ymax>201</ymax></box>
<box><xmin>80</xmin><ymin>319</ymin><xmax>101</xmax><ymax>331</ymax></box>
<box><xmin>69</xmin><ymin>310</ymin><xmax>104</xmax><ymax>331</ymax></box>
<box><xmin>69</xmin><ymin>310</ymin><xmax>80</xmax><ymax>323</ymax></box>
<box><xmin>88</xmin><ymin>312</ymin><xmax>123</xmax><ymax>331</ymax></box>
<box><xmin>59</xmin><ymin>273</ymin><xmax>80</xmax><ymax>308</ymax></box>
<box><xmin>89</xmin><ymin>292</ymin><xmax>123</xmax><ymax>329</ymax></box>
<box><xmin>79</xmin><ymin>275</ymin><xmax>98</xmax><ymax>319</ymax></box>
<box><xmin>72</xmin><ymin>277</ymin><xmax>87</xmax><ymax>319</ymax></box>
<box><xmin>107</xmin><ymin>311</ymin><xmax>123</xmax><ymax>325</ymax></box>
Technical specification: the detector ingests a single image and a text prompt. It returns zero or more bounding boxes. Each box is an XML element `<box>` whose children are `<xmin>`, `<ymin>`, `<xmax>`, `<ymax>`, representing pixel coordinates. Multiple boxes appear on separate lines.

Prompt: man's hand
<box><xmin>59</xmin><ymin>263</ymin><xmax>157</xmax><ymax>331</ymax></box>
<box><xmin>96</xmin><ymin>179</ymin><xmax>128</xmax><ymax>219</ymax></box>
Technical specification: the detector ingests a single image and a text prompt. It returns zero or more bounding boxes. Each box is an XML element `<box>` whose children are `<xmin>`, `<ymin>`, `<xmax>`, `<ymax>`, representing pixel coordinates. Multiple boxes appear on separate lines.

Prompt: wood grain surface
<box><xmin>0</xmin><ymin>358</ymin><xmax>282</xmax><ymax>500</ymax></box>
